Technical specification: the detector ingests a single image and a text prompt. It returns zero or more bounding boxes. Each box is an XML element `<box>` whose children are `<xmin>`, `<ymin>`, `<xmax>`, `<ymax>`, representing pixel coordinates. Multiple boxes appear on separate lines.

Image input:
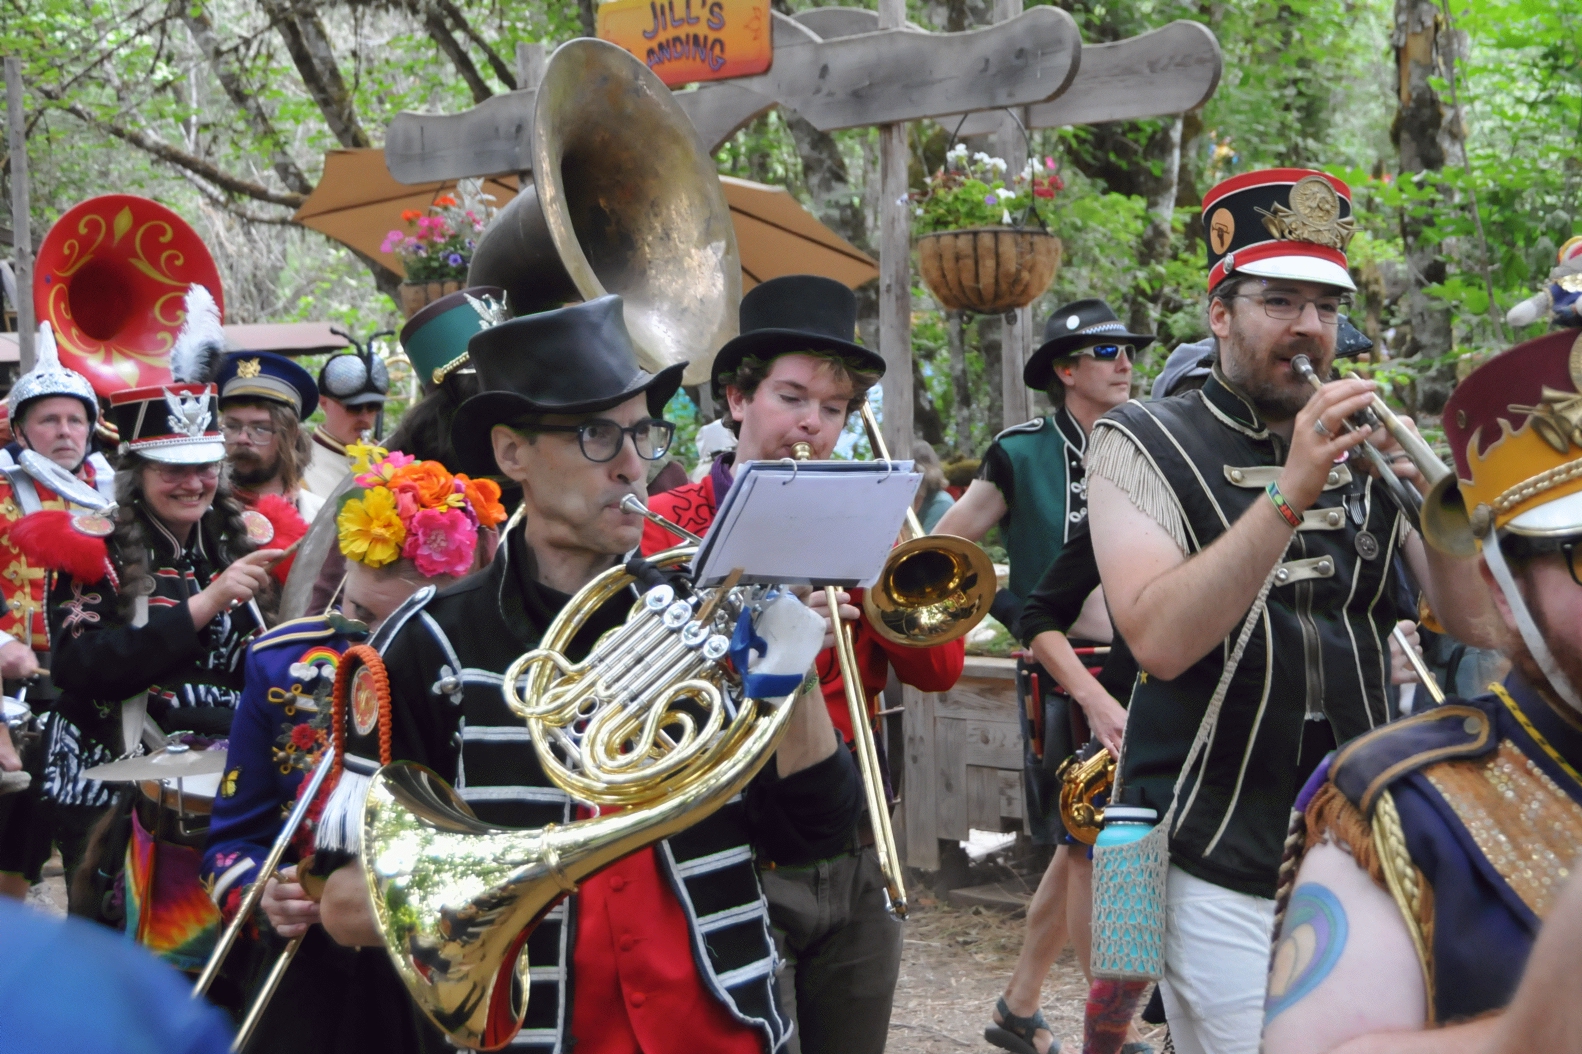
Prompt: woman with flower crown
<box><xmin>198</xmin><ymin>443</ymin><xmax>506</xmax><ymax>1049</ymax></box>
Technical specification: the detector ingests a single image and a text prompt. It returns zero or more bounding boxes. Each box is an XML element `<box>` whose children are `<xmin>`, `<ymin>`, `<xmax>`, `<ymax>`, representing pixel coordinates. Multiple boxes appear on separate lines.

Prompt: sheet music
<box><xmin>693</xmin><ymin>459</ymin><xmax>920</xmax><ymax>588</ymax></box>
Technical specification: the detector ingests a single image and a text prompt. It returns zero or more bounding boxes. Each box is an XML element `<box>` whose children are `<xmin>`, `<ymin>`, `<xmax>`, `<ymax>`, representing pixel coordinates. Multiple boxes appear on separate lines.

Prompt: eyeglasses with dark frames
<box><xmin>1225</xmin><ymin>292</ymin><xmax>1351</xmax><ymax>326</ymax></box>
<box><xmin>526</xmin><ymin>418</ymin><xmax>676</xmax><ymax>464</ymax></box>
<box><xmin>1504</xmin><ymin>535</ymin><xmax>1582</xmax><ymax>588</ymax></box>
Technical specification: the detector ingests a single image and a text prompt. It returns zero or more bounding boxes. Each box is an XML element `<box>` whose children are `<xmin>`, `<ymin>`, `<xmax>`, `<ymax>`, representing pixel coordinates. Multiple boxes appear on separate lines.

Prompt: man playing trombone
<box><xmin>1084</xmin><ymin>169</ymin><xmax>1494</xmax><ymax>1054</ymax></box>
<box><xmin>309</xmin><ymin>296</ymin><xmax>864</xmax><ymax>1054</ymax></box>
<box><xmin>640</xmin><ymin>275</ymin><xmax>966</xmax><ymax>1054</ymax></box>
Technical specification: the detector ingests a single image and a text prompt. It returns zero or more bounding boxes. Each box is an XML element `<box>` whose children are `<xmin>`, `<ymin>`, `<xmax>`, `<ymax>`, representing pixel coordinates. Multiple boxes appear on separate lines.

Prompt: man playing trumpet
<box><xmin>1085</xmin><ymin>169</ymin><xmax>1492</xmax><ymax>1054</ymax></box>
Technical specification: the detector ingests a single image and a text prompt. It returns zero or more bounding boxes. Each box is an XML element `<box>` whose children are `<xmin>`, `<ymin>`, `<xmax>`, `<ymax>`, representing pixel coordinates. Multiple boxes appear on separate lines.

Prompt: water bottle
<box><xmin>1095</xmin><ymin>804</ymin><xmax>1158</xmax><ymax>848</ymax></box>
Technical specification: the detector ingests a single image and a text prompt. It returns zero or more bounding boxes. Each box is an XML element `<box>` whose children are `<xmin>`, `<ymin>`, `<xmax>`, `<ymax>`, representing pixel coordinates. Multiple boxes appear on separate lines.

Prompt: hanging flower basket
<box><xmin>917</xmin><ymin>228</ymin><xmax>1062</xmax><ymax>315</ymax></box>
<box><xmin>397</xmin><ymin>279</ymin><xmax>464</xmax><ymax>319</ymax></box>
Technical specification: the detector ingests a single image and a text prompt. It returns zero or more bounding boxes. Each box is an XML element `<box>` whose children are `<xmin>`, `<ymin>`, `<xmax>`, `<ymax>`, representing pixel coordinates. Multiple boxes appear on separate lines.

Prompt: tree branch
<box><xmin>259</xmin><ymin>0</ymin><xmax>370</xmax><ymax>149</ymax></box>
<box><xmin>33</xmin><ymin>83</ymin><xmax>306</xmax><ymax>208</ymax></box>
<box><xmin>435</xmin><ymin>0</ymin><xmax>517</xmax><ymax>89</ymax></box>
<box><xmin>174</xmin><ymin>168</ymin><xmax>298</xmax><ymax>225</ymax></box>
<box><xmin>181</xmin><ymin>1</ymin><xmax>314</xmax><ymax>196</ymax></box>
<box><xmin>413</xmin><ymin>0</ymin><xmax>492</xmax><ymax>104</ymax></box>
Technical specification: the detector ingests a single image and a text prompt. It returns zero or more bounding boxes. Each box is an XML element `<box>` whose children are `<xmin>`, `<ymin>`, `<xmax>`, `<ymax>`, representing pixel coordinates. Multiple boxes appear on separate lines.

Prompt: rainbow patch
<box><xmin>299</xmin><ymin>645</ymin><xmax>340</xmax><ymax>670</ymax></box>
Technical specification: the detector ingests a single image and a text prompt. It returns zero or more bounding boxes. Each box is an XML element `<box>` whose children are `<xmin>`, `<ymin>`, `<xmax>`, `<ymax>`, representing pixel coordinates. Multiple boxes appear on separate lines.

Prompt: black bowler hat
<box><xmin>709</xmin><ymin>275</ymin><xmax>887</xmax><ymax>399</ymax></box>
<box><xmin>1023</xmin><ymin>299</ymin><xmax>1155</xmax><ymax>390</ymax></box>
<box><xmin>451</xmin><ymin>295</ymin><xmax>685</xmax><ymax>476</ymax></box>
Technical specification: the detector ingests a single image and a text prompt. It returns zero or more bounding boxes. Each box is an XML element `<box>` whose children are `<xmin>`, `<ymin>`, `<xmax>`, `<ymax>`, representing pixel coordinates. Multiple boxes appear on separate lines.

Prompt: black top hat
<box><xmin>1024</xmin><ymin>299</ymin><xmax>1155</xmax><ymax>390</ymax></box>
<box><xmin>709</xmin><ymin>275</ymin><xmax>886</xmax><ymax>399</ymax></box>
<box><xmin>451</xmin><ymin>295</ymin><xmax>685</xmax><ymax>477</ymax></box>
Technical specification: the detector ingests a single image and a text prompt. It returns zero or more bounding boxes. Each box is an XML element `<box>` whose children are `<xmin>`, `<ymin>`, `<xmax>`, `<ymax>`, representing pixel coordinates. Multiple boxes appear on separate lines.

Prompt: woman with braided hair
<box><xmin>10</xmin><ymin>370</ymin><xmax>284</xmax><ymax>974</ymax></box>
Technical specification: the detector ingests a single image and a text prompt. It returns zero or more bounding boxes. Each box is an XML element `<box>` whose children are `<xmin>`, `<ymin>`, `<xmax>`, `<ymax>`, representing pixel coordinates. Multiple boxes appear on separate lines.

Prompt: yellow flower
<box><xmin>337</xmin><ymin>487</ymin><xmax>406</xmax><ymax>568</ymax></box>
<box><xmin>347</xmin><ymin>441</ymin><xmax>389</xmax><ymax>477</ymax></box>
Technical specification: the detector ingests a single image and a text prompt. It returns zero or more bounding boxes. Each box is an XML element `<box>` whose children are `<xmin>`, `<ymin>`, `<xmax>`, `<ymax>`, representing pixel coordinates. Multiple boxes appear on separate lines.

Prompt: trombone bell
<box><xmin>863</xmin><ymin>534</ymin><xmax>997</xmax><ymax>646</ymax></box>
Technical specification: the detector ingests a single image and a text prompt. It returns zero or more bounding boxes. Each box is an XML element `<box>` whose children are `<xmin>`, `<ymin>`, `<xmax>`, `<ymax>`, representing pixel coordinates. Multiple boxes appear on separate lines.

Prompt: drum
<box><xmin>1</xmin><ymin>697</ymin><xmax>31</xmax><ymax>729</ymax></box>
<box><xmin>137</xmin><ymin>769</ymin><xmax>223</xmax><ymax>846</ymax></box>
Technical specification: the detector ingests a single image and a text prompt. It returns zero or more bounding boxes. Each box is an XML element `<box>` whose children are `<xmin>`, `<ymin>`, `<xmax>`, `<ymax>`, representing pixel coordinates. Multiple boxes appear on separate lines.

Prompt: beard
<box><xmin>1507</xmin><ymin>578</ymin><xmax>1582</xmax><ymax>707</ymax></box>
<box><xmin>1220</xmin><ymin>313</ymin><xmax>1331</xmax><ymax>423</ymax></box>
<box><xmin>228</xmin><ymin>450</ymin><xmax>281</xmax><ymax>489</ymax></box>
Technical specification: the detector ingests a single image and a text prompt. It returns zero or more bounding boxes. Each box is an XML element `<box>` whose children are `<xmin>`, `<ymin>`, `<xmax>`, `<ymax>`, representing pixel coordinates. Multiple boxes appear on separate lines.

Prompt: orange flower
<box><xmin>387</xmin><ymin>460</ymin><xmax>462</xmax><ymax>511</ymax></box>
<box><xmin>459</xmin><ymin>475</ymin><xmax>507</xmax><ymax>527</ymax></box>
<box><xmin>400</xmin><ymin>208</ymin><xmax>423</xmax><ymax>222</ymax></box>
<box><xmin>433</xmin><ymin>194</ymin><xmax>458</xmax><ymax>207</ymax></box>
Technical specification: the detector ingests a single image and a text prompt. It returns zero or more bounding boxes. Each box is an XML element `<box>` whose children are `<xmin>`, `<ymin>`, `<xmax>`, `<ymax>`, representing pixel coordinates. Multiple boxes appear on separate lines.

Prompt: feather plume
<box><xmin>253</xmin><ymin>494</ymin><xmax>310</xmax><ymax>582</ymax></box>
<box><xmin>170</xmin><ymin>284</ymin><xmax>226</xmax><ymax>384</ymax></box>
<box><xmin>5</xmin><ymin>510</ymin><xmax>111</xmax><ymax>581</ymax></box>
<box><xmin>35</xmin><ymin>322</ymin><xmax>61</xmax><ymax>372</ymax></box>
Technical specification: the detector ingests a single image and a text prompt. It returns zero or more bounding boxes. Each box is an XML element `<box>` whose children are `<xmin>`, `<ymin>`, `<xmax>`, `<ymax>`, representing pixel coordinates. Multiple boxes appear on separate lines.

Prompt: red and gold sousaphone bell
<box><xmin>34</xmin><ymin>194</ymin><xmax>224</xmax><ymax>397</ymax></box>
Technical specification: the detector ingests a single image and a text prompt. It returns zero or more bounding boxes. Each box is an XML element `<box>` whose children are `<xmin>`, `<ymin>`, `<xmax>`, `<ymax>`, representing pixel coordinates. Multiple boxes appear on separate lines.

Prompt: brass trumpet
<box><xmin>1290</xmin><ymin>355</ymin><xmax>1474</xmax><ymax>556</ymax></box>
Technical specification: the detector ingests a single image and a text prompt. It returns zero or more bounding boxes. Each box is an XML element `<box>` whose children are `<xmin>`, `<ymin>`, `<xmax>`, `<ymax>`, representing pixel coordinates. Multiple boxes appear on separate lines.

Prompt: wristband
<box><xmin>1266</xmin><ymin>481</ymin><xmax>1303</xmax><ymax>528</ymax></box>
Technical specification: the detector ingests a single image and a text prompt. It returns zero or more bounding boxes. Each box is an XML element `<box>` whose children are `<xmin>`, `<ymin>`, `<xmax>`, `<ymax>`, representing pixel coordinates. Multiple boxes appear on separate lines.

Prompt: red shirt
<box><xmin>571</xmin><ymin>843</ymin><xmax>761</xmax><ymax>1054</ymax></box>
<box><xmin>643</xmin><ymin>476</ymin><xmax>965</xmax><ymax>744</ymax></box>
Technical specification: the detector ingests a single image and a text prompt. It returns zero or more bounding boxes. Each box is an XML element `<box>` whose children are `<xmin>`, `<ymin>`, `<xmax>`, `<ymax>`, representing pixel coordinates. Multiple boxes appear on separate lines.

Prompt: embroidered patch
<box><xmin>1425</xmin><ymin>740</ymin><xmax>1582</xmax><ymax>919</ymax></box>
<box><xmin>351</xmin><ymin>664</ymin><xmax>381</xmax><ymax>738</ymax></box>
<box><xmin>61</xmin><ymin>581</ymin><xmax>102</xmax><ymax>637</ymax></box>
<box><xmin>289</xmin><ymin>646</ymin><xmax>340</xmax><ymax>685</ymax></box>
<box><xmin>220</xmin><ymin>767</ymin><xmax>241</xmax><ymax>798</ymax></box>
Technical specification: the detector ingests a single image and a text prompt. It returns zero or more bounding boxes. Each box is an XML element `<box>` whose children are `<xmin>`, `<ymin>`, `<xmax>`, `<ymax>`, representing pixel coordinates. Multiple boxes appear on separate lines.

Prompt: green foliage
<box><xmin>910</xmin><ymin>146</ymin><xmax>1066</xmax><ymax>235</ymax></box>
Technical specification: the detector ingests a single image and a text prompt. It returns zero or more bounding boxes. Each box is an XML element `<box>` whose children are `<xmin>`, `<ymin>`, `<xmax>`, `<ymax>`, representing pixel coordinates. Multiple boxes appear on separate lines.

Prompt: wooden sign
<box><xmin>597</xmin><ymin>0</ymin><xmax>772</xmax><ymax>87</ymax></box>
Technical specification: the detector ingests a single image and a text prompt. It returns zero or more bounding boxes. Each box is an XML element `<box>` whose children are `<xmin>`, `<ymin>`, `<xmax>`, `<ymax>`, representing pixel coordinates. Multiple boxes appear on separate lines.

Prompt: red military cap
<box><xmin>1430</xmin><ymin>329</ymin><xmax>1582</xmax><ymax>550</ymax></box>
<box><xmin>1201</xmin><ymin>168</ymin><xmax>1357</xmax><ymax>292</ymax></box>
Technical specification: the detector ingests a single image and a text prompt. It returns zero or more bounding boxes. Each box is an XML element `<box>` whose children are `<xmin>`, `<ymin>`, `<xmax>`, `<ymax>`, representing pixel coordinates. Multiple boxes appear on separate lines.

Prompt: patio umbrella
<box><xmin>292</xmin><ymin>149</ymin><xmax>877</xmax><ymax>290</ymax></box>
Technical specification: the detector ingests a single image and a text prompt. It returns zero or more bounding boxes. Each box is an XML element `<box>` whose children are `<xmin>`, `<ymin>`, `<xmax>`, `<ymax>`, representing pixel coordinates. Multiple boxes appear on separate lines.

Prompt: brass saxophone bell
<box><xmin>1057</xmin><ymin>747</ymin><xmax>1117</xmax><ymax>846</ymax></box>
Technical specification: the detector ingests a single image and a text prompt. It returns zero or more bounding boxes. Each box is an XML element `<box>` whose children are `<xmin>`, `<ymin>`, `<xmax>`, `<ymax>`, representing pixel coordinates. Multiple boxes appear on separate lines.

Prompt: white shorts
<box><xmin>1156</xmin><ymin>864</ymin><xmax>1276</xmax><ymax>1054</ymax></box>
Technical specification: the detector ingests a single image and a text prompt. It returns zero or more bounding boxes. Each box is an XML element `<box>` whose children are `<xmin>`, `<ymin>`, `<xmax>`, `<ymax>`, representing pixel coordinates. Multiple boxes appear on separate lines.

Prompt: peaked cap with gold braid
<box><xmin>1436</xmin><ymin>328</ymin><xmax>1582</xmax><ymax>545</ymax></box>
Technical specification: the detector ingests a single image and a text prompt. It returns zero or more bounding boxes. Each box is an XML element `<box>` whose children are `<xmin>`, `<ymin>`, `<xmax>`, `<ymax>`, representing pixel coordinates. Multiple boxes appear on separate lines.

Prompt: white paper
<box><xmin>694</xmin><ymin>459</ymin><xmax>920</xmax><ymax>587</ymax></box>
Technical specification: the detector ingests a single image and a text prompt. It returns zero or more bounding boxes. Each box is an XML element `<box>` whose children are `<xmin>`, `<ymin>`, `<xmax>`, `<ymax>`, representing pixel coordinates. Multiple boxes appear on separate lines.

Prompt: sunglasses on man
<box><xmin>1073</xmin><ymin>343</ymin><xmax>1136</xmax><ymax>362</ymax></box>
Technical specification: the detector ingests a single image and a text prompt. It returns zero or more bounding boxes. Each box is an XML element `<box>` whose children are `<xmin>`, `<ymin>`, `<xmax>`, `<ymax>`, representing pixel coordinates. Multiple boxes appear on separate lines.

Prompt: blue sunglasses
<box><xmin>1075</xmin><ymin>343</ymin><xmax>1136</xmax><ymax>362</ymax></box>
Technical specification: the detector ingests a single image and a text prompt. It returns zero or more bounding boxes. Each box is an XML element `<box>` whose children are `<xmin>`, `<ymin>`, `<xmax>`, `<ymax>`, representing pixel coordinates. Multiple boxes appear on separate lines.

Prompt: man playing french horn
<box><xmin>311</xmin><ymin>295</ymin><xmax>863</xmax><ymax>1054</ymax></box>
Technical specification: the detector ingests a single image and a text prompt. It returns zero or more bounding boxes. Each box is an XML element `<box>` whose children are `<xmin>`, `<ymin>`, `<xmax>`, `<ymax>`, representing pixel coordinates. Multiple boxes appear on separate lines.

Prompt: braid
<box><xmin>109</xmin><ymin>460</ymin><xmax>153</xmax><ymax>618</ymax></box>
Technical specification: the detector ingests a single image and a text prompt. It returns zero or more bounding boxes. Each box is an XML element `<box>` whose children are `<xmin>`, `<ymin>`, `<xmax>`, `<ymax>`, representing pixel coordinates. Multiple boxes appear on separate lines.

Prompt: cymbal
<box><xmin>82</xmin><ymin>744</ymin><xmax>228</xmax><ymax>782</ymax></box>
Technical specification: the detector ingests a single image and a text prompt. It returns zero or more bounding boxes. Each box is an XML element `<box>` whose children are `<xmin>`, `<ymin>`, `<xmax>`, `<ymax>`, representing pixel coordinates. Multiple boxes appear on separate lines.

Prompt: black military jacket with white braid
<box><xmin>1089</xmin><ymin>367</ymin><xmax>1408</xmax><ymax>899</ymax></box>
<box><xmin>333</xmin><ymin>519</ymin><xmax>859</xmax><ymax>1054</ymax></box>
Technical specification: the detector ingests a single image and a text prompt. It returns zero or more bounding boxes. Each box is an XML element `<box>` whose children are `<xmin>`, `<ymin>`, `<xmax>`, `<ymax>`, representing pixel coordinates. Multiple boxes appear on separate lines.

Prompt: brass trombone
<box><xmin>791</xmin><ymin>399</ymin><xmax>997</xmax><ymax>919</ymax></box>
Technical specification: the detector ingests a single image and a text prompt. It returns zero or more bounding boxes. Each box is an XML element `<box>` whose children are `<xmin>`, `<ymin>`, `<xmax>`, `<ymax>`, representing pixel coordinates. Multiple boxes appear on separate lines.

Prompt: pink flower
<box><xmin>355</xmin><ymin>451</ymin><xmax>417</xmax><ymax>488</ymax></box>
<box><xmin>395</xmin><ymin>489</ymin><xmax>419</xmax><ymax>522</ymax></box>
<box><xmin>402</xmin><ymin>507</ymin><xmax>476</xmax><ymax>578</ymax></box>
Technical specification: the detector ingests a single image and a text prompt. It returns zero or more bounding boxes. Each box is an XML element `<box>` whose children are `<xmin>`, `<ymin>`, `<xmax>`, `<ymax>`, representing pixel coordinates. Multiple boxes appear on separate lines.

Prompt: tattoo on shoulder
<box><xmin>1265</xmin><ymin>883</ymin><xmax>1349</xmax><ymax>1023</ymax></box>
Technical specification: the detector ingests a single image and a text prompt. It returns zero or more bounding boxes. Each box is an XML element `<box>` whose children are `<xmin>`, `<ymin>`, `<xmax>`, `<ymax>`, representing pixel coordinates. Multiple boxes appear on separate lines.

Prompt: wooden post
<box><xmin>994</xmin><ymin>0</ymin><xmax>1032</xmax><ymax>428</ymax></box>
<box><xmin>514</xmin><ymin>43</ymin><xmax>545</xmax><ymax>192</ymax></box>
<box><xmin>876</xmin><ymin>0</ymin><xmax>911</xmax><ymax>459</ymax></box>
<box><xmin>5</xmin><ymin>58</ymin><xmax>33</xmax><ymax>371</ymax></box>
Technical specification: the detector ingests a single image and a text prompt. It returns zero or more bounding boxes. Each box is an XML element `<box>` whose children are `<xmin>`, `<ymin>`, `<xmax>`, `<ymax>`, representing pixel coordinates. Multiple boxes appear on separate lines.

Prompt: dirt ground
<box><xmin>26</xmin><ymin>851</ymin><xmax>1162</xmax><ymax>1054</ymax></box>
<box><xmin>886</xmin><ymin>892</ymin><xmax>1166</xmax><ymax>1054</ymax></box>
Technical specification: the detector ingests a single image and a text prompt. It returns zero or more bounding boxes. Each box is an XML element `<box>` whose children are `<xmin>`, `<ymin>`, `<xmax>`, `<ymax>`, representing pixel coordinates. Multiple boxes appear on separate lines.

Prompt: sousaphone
<box><xmin>466</xmin><ymin>37</ymin><xmax>740</xmax><ymax>388</ymax></box>
<box><xmin>34</xmin><ymin>195</ymin><xmax>224</xmax><ymax>398</ymax></box>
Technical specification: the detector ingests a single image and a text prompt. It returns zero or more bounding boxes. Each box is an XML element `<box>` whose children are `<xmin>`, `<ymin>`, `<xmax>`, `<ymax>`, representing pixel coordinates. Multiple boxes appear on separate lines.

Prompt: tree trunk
<box><xmin>261</xmin><ymin>0</ymin><xmax>371</xmax><ymax>149</ymax></box>
<box><xmin>1392</xmin><ymin>0</ymin><xmax>1465</xmax><ymax>413</ymax></box>
<box><xmin>577</xmin><ymin>0</ymin><xmax>597</xmax><ymax>36</ymax></box>
<box><xmin>913</xmin><ymin>356</ymin><xmax>946</xmax><ymax>447</ymax></box>
<box><xmin>978</xmin><ymin>314</ymin><xmax>1004</xmax><ymax>435</ymax></box>
<box><xmin>947</xmin><ymin>311</ymin><xmax>971</xmax><ymax>453</ymax></box>
<box><xmin>1128</xmin><ymin>116</ymin><xmax>1182</xmax><ymax>346</ymax></box>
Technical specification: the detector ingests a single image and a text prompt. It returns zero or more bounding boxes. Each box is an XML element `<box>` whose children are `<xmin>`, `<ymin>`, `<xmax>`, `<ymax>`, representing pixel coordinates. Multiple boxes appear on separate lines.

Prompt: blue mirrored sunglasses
<box><xmin>1074</xmin><ymin>343</ymin><xmax>1136</xmax><ymax>362</ymax></box>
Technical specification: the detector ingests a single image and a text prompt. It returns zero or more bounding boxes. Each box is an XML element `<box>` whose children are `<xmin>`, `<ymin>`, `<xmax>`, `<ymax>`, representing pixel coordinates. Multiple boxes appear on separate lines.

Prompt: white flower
<box><xmin>973</xmin><ymin>151</ymin><xmax>993</xmax><ymax>165</ymax></box>
<box><xmin>916</xmin><ymin>206</ymin><xmax>925</xmax><ymax>216</ymax></box>
<box><xmin>949</xmin><ymin>143</ymin><xmax>968</xmax><ymax>157</ymax></box>
<box><xmin>895</xmin><ymin>194</ymin><xmax>909</xmax><ymax>206</ymax></box>
<box><xmin>998</xmin><ymin>185</ymin><xmax>1017</xmax><ymax>200</ymax></box>
<box><xmin>990</xmin><ymin>157</ymin><xmax>1008</xmax><ymax>171</ymax></box>
<box><xmin>1001</xmin><ymin>208</ymin><xmax>1013</xmax><ymax>225</ymax></box>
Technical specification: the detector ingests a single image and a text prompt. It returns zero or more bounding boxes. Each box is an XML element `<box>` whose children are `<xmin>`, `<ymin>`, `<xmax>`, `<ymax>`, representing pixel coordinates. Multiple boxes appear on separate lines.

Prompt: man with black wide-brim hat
<box><xmin>313</xmin><ymin>294</ymin><xmax>862</xmax><ymax>1054</ymax></box>
<box><xmin>640</xmin><ymin>274</ymin><xmax>965</xmax><ymax>1054</ymax></box>
<box><xmin>930</xmin><ymin>297</ymin><xmax>1150</xmax><ymax>1054</ymax></box>
<box><xmin>1084</xmin><ymin>168</ymin><xmax>1492</xmax><ymax>1054</ymax></box>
